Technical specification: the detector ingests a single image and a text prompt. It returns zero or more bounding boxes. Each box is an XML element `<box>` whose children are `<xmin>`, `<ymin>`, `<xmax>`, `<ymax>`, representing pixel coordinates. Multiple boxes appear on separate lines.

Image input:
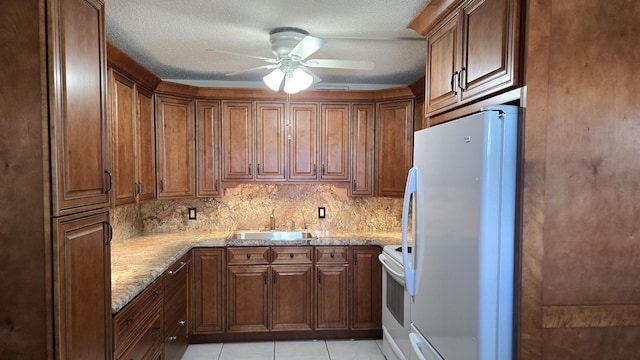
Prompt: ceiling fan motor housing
<box><xmin>269</xmin><ymin>27</ymin><xmax>309</xmax><ymax>58</ymax></box>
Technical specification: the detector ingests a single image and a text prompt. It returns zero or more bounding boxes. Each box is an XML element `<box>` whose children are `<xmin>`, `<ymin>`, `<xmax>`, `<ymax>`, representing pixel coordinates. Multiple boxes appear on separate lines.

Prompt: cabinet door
<box><xmin>222</xmin><ymin>101</ymin><xmax>254</xmax><ymax>180</ymax></box>
<box><xmin>289</xmin><ymin>103</ymin><xmax>318</xmax><ymax>181</ymax></box>
<box><xmin>316</xmin><ymin>265</ymin><xmax>349</xmax><ymax>330</ymax></box>
<box><xmin>460</xmin><ymin>0</ymin><xmax>519</xmax><ymax>101</ymax></box>
<box><xmin>50</xmin><ymin>0</ymin><xmax>110</xmax><ymax>216</ymax></box>
<box><xmin>351</xmin><ymin>246</ymin><xmax>382</xmax><ymax>330</ymax></box>
<box><xmin>255</xmin><ymin>102</ymin><xmax>286</xmax><ymax>181</ymax></box>
<box><xmin>426</xmin><ymin>12</ymin><xmax>463</xmax><ymax>114</ymax></box>
<box><xmin>227</xmin><ymin>265</ymin><xmax>270</xmax><ymax>332</ymax></box>
<box><xmin>351</xmin><ymin>104</ymin><xmax>375</xmax><ymax>196</ymax></box>
<box><xmin>320</xmin><ymin>103</ymin><xmax>350</xmax><ymax>181</ymax></box>
<box><xmin>196</xmin><ymin>101</ymin><xmax>222</xmax><ymax>197</ymax></box>
<box><xmin>53</xmin><ymin>210</ymin><xmax>111</xmax><ymax>360</ymax></box>
<box><xmin>110</xmin><ymin>71</ymin><xmax>137</xmax><ymax>206</ymax></box>
<box><xmin>272</xmin><ymin>265</ymin><xmax>313</xmax><ymax>331</ymax></box>
<box><xmin>376</xmin><ymin>100</ymin><xmax>413</xmax><ymax>197</ymax></box>
<box><xmin>156</xmin><ymin>95</ymin><xmax>195</xmax><ymax>198</ymax></box>
<box><xmin>192</xmin><ymin>248</ymin><xmax>225</xmax><ymax>334</ymax></box>
<box><xmin>136</xmin><ymin>86</ymin><xmax>156</xmax><ymax>202</ymax></box>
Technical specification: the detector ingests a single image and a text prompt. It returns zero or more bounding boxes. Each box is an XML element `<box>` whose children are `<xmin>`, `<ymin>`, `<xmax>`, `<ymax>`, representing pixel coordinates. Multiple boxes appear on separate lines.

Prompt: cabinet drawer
<box><xmin>164</xmin><ymin>287</ymin><xmax>188</xmax><ymax>334</ymax></box>
<box><xmin>227</xmin><ymin>247</ymin><xmax>270</xmax><ymax>265</ymax></box>
<box><xmin>271</xmin><ymin>246</ymin><xmax>312</xmax><ymax>264</ymax></box>
<box><xmin>164</xmin><ymin>258</ymin><xmax>189</xmax><ymax>297</ymax></box>
<box><xmin>116</xmin><ymin>303</ymin><xmax>162</xmax><ymax>360</ymax></box>
<box><xmin>164</xmin><ymin>316</ymin><xmax>189</xmax><ymax>360</ymax></box>
<box><xmin>114</xmin><ymin>280</ymin><xmax>163</xmax><ymax>351</ymax></box>
<box><xmin>315</xmin><ymin>246</ymin><xmax>348</xmax><ymax>264</ymax></box>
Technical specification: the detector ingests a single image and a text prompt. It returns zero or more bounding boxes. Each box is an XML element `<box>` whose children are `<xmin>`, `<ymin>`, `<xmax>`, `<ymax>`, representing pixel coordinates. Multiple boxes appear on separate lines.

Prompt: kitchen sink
<box><xmin>227</xmin><ymin>230</ymin><xmax>316</xmax><ymax>241</ymax></box>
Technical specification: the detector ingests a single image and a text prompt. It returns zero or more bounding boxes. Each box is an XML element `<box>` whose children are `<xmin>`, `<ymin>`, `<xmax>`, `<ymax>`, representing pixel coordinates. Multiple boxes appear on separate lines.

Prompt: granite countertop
<box><xmin>111</xmin><ymin>230</ymin><xmax>402</xmax><ymax>314</ymax></box>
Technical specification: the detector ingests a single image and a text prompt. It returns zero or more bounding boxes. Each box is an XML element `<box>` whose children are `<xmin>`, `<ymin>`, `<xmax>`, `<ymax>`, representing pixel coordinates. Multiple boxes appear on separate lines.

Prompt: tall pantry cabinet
<box><xmin>0</xmin><ymin>0</ymin><xmax>112</xmax><ymax>359</ymax></box>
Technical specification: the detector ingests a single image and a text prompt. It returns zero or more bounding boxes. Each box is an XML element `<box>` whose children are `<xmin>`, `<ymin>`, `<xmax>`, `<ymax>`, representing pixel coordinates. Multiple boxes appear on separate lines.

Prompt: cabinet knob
<box><xmin>179</xmin><ymin>320</ymin><xmax>186</xmax><ymax>326</ymax></box>
<box><xmin>246</xmin><ymin>253</ymin><xmax>251</xmax><ymax>259</ymax></box>
<box><xmin>167</xmin><ymin>336</ymin><xmax>177</xmax><ymax>341</ymax></box>
<box><xmin>126</xmin><ymin>317</ymin><xmax>134</xmax><ymax>325</ymax></box>
<box><xmin>290</xmin><ymin>253</ymin><xmax>294</xmax><ymax>258</ymax></box>
<box><xmin>330</xmin><ymin>253</ymin><xmax>335</xmax><ymax>258</ymax></box>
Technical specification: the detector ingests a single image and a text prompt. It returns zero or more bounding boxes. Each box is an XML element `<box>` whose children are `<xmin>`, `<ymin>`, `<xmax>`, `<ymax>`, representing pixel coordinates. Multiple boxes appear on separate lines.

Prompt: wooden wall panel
<box><xmin>542</xmin><ymin>0</ymin><xmax>640</xmax><ymax>305</ymax></box>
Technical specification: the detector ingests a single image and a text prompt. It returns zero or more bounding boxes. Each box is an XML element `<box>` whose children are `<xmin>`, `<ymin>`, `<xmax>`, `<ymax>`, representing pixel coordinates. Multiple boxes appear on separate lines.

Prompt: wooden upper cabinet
<box><xmin>136</xmin><ymin>86</ymin><xmax>156</xmax><ymax>202</ymax></box>
<box><xmin>50</xmin><ymin>0</ymin><xmax>110</xmax><ymax>216</ymax></box>
<box><xmin>156</xmin><ymin>95</ymin><xmax>195</xmax><ymax>198</ymax></box>
<box><xmin>376</xmin><ymin>100</ymin><xmax>413</xmax><ymax>197</ymax></box>
<box><xmin>221</xmin><ymin>101</ymin><xmax>254</xmax><ymax>181</ymax></box>
<box><xmin>351</xmin><ymin>104</ymin><xmax>375</xmax><ymax>196</ymax></box>
<box><xmin>320</xmin><ymin>103</ymin><xmax>350</xmax><ymax>181</ymax></box>
<box><xmin>110</xmin><ymin>71</ymin><xmax>136</xmax><ymax>205</ymax></box>
<box><xmin>426</xmin><ymin>13</ymin><xmax>463</xmax><ymax>113</ymax></box>
<box><xmin>255</xmin><ymin>102</ymin><xmax>286</xmax><ymax>181</ymax></box>
<box><xmin>110</xmin><ymin>70</ymin><xmax>156</xmax><ymax>206</ymax></box>
<box><xmin>424</xmin><ymin>0</ymin><xmax>520</xmax><ymax>115</ymax></box>
<box><xmin>196</xmin><ymin>100</ymin><xmax>221</xmax><ymax>197</ymax></box>
<box><xmin>288</xmin><ymin>103</ymin><xmax>319</xmax><ymax>181</ymax></box>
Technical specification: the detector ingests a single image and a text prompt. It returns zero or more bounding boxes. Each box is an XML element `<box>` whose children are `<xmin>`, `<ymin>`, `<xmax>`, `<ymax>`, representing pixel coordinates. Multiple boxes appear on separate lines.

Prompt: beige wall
<box><xmin>111</xmin><ymin>183</ymin><xmax>403</xmax><ymax>240</ymax></box>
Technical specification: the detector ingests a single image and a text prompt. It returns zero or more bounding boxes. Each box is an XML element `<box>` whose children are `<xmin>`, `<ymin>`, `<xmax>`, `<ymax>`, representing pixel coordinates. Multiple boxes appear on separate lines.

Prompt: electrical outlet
<box><xmin>318</xmin><ymin>207</ymin><xmax>326</xmax><ymax>219</ymax></box>
<box><xmin>188</xmin><ymin>208</ymin><xmax>197</xmax><ymax>220</ymax></box>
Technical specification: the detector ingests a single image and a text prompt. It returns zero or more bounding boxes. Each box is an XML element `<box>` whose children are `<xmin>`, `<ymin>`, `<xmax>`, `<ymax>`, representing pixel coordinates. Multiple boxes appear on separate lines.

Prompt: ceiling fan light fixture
<box><xmin>291</xmin><ymin>67</ymin><xmax>313</xmax><ymax>91</ymax></box>
<box><xmin>263</xmin><ymin>68</ymin><xmax>285</xmax><ymax>91</ymax></box>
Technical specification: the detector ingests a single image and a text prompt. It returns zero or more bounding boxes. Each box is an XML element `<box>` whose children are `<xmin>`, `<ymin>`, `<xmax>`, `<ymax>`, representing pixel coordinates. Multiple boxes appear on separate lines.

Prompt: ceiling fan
<box><xmin>210</xmin><ymin>27</ymin><xmax>375</xmax><ymax>94</ymax></box>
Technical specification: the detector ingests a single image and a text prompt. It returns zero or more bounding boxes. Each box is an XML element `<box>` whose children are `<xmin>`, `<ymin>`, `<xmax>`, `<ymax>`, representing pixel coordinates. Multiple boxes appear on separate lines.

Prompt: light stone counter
<box><xmin>111</xmin><ymin>231</ymin><xmax>402</xmax><ymax>314</ymax></box>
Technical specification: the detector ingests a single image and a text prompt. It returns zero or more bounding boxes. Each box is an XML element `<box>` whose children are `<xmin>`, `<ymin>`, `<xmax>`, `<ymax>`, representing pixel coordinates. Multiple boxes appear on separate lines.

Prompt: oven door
<box><xmin>380</xmin><ymin>253</ymin><xmax>412</xmax><ymax>360</ymax></box>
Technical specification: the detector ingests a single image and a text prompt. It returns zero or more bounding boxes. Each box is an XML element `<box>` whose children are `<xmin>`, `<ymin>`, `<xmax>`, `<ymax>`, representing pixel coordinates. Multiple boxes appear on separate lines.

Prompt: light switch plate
<box><xmin>318</xmin><ymin>207</ymin><xmax>326</xmax><ymax>219</ymax></box>
<box><xmin>188</xmin><ymin>208</ymin><xmax>197</xmax><ymax>220</ymax></box>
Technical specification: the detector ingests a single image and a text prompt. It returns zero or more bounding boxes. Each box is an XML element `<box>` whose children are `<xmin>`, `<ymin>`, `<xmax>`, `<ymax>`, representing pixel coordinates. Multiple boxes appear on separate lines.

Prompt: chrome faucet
<box><xmin>269</xmin><ymin>210</ymin><xmax>275</xmax><ymax>230</ymax></box>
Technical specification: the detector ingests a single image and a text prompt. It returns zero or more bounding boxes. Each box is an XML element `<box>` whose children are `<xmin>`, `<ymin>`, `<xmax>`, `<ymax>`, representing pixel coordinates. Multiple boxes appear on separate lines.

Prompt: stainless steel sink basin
<box><xmin>227</xmin><ymin>230</ymin><xmax>316</xmax><ymax>241</ymax></box>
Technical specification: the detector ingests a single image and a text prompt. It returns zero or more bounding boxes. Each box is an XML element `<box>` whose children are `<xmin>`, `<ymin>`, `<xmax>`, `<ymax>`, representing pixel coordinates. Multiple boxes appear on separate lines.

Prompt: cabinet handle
<box><xmin>354</xmin><ymin>255</ymin><xmax>358</xmax><ymax>266</ymax></box>
<box><xmin>160</xmin><ymin>180</ymin><xmax>164</xmax><ymax>193</ymax></box>
<box><xmin>273</xmin><ymin>269</ymin><xmax>276</xmax><ymax>284</ymax></box>
<box><xmin>322</xmin><ymin>163</ymin><xmax>325</xmax><ymax>176</ymax></box>
<box><xmin>313</xmin><ymin>164</ymin><xmax>317</xmax><ymax>176</ymax></box>
<box><xmin>168</xmin><ymin>261</ymin><xmax>187</xmax><ymax>275</ymax></box>
<box><xmin>318</xmin><ymin>272</ymin><xmax>321</xmax><ymax>283</ymax></box>
<box><xmin>215</xmin><ymin>179</ymin><xmax>219</xmax><ymax>193</ymax></box>
<box><xmin>257</xmin><ymin>163</ymin><xmax>261</xmax><ymax>175</ymax></box>
<box><xmin>105</xmin><ymin>222</ymin><xmax>113</xmax><ymax>245</ymax></box>
<box><xmin>458</xmin><ymin>67</ymin><xmax>466</xmax><ymax>92</ymax></box>
<box><xmin>167</xmin><ymin>336</ymin><xmax>177</xmax><ymax>341</ymax></box>
<box><xmin>352</xmin><ymin>179</ymin><xmax>356</xmax><ymax>192</ymax></box>
<box><xmin>179</xmin><ymin>320</ymin><xmax>186</xmax><ymax>326</ymax></box>
<box><xmin>451</xmin><ymin>71</ymin><xmax>459</xmax><ymax>95</ymax></box>
<box><xmin>248</xmin><ymin>163</ymin><xmax>252</xmax><ymax>175</ymax></box>
<box><xmin>264</xmin><ymin>272</ymin><xmax>267</xmax><ymax>285</ymax></box>
<box><xmin>104</xmin><ymin>170</ymin><xmax>112</xmax><ymax>194</ymax></box>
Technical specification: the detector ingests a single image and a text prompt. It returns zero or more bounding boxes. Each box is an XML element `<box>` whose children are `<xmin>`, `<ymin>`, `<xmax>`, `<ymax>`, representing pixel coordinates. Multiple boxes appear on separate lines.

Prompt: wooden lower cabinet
<box><xmin>113</xmin><ymin>280</ymin><xmax>163</xmax><ymax>360</ymax></box>
<box><xmin>227</xmin><ymin>265</ymin><xmax>271</xmax><ymax>332</ymax></box>
<box><xmin>351</xmin><ymin>246</ymin><xmax>382</xmax><ymax>330</ymax></box>
<box><xmin>192</xmin><ymin>248</ymin><xmax>225</xmax><ymax>334</ymax></box>
<box><xmin>163</xmin><ymin>254</ymin><xmax>191</xmax><ymax>360</ymax></box>
<box><xmin>316</xmin><ymin>265</ymin><xmax>349</xmax><ymax>330</ymax></box>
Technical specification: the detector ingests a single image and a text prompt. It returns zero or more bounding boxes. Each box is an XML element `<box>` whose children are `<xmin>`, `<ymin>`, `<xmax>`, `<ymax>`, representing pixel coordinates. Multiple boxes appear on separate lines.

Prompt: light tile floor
<box><xmin>181</xmin><ymin>339</ymin><xmax>385</xmax><ymax>360</ymax></box>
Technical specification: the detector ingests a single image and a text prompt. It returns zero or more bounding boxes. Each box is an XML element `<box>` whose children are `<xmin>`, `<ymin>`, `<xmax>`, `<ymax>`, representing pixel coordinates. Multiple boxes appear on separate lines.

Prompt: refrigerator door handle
<box><xmin>410</xmin><ymin>332</ymin><xmax>428</xmax><ymax>360</ymax></box>
<box><xmin>402</xmin><ymin>167</ymin><xmax>417</xmax><ymax>296</ymax></box>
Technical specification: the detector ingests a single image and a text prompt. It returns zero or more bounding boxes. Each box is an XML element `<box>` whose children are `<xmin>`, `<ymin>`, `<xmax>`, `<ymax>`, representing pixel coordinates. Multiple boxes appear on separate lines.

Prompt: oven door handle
<box><xmin>378</xmin><ymin>254</ymin><xmax>406</xmax><ymax>280</ymax></box>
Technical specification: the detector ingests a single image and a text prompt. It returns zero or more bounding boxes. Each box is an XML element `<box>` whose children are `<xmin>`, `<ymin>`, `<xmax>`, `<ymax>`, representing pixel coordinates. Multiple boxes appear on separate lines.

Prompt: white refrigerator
<box><xmin>401</xmin><ymin>105</ymin><xmax>518</xmax><ymax>360</ymax></box>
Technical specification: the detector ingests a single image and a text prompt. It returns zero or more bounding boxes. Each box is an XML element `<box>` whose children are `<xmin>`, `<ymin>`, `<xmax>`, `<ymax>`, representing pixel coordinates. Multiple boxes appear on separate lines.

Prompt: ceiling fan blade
<box><xmin>207</xmin><ymin>49</ymin><xmax>278</xmax><ymax>63</ymax></box>
<box><xmin>302</xmin><ymin>59</ymin><xmax>375</xmax><ymax>71</ymax></box>
<box><xmin>225</xmin><ymin>64</ymin><xmax>278</xmax><ymax>76</ymax></box>
<box><xmin>288</xmin><ymin>35</ymin><xmax>325</xmax><ymax>61</ymax></box>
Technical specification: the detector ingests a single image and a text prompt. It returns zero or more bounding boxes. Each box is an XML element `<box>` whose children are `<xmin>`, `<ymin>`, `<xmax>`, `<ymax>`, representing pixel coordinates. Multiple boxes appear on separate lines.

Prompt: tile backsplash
<box><xmin>111</xmin><ymin>184</ymin><xmax>403</xmax><ymax>240</ymax></box>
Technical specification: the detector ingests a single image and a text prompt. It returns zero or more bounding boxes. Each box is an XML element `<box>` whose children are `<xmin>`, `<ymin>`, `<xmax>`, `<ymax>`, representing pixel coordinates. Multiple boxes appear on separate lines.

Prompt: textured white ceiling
<box><xmin>106</xmin><ymin>0</ymin><xmax>427</xmax><ymax>90</ymax></box>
